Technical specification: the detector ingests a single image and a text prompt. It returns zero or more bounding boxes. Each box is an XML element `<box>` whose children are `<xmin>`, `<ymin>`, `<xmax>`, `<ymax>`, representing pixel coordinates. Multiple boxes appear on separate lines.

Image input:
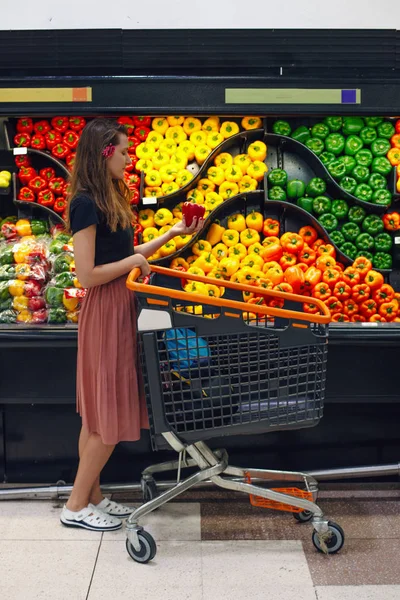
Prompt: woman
<box><xmin>60</xmin><ymin>119</ymin><xmax>203</xmax><ymax>531</ymax></box>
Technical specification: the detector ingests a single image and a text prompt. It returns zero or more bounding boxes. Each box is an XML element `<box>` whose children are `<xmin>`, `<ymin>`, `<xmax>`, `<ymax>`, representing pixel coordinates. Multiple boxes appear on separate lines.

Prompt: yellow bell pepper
<box><xmin>148</xmin><ymin>251</ymin><xmax>161</xmax><ymax>261</ymax></box>
<box><xmin>13</xmin><ymin>295</ymin><xmax>29</xmax><ymax>311</ymax></box>
<box><xmin>214</xmin><ymin>152</ymin><xmax>233</xmax><ymax>169</ymax></box>
<box><xmin>152</xmin><ymin>150</ymin><xmax>170</xmax><ymax>170</ymax></box>
<box><xmin>144</xmin><ymin>186</ymin><xmax>162</xmax><ymax>198</ymax></box>
<box><xmin>63</xmin><ymin>296</ymin><xmax>79</xmax><ymax>311</ymax></box>
<box><xmin>195</xmin><ymin>145</ymin><xmax>212</xmax><ymax>165</ymax></box>
<box><xmin>221</xmin><ymin>229</ymin><xmax>240</xmax><ymax>247</ymax></box>
<box><xmin>171</xmin><ymin>257</ymin><xmax>189</xmax><ymax>270</ymax></box>
<box><xmin>161</xmin><ymin>182</ymin><xmax>180</xmax><ymax>195</ymax></box>
<box><xmin>242</xmin><ymin>116</ymin><xmax>262</xmax><ymax>130</ymax></box>
<box><xmin>138</xmin><ymin>209</ymin><xmax>155</xmax><ymax>228</ymax></box>
<box><xmin>205</xmin><ymin>192</ymin><xmax>223</xmax><ymax>212</ymax></box>
<box><xmin>142</xmin><ymin>227</ymin><xmax>160</xmax><ymax>242</ymax></box>
<box><xmin>206</xmin><ymin>132</ymin><xmax>224</xmax><ymax>149</ymax></box>
<box><xmin>174</xmin><ymin>234</ymin><xmax>192</xmax><ymax>250</ymax></box>
<box><xmin>194</xmin><ymin>253</ymin><xmax>218</xmax><ymax>273</ymax></box>
<box><xmin>228</xmin><ymin>243</ymin><xmax>247</xmax><ymax>261</ymax></box>
<box><xmin>192</xmin><ymin>240</ymin><xmax>212</xmax><ymax>256</ymax></box>
<box><xmin>190</xmin><ymin>131</ymin><xmax>208</xmax><ymax>146</ymax></box>
<box><xmin>207</xmin><ymin>222</ymin><xmax>226</xmax><ymax>246</ymax></box>
<box><xmin>165</xmin><ymin>126</ymin><xmax>187</xmax><ymax>144</ymax></box>
<box><xmin>67</xmin><ymin>311</ymin><xmax>79</xmax><ymax>323</ymax></box>
<box><xmin>240</xmin><ymin>228</ymin><xmax>261</xmax><ymax>247</ymax></box>
<box><xmin>187</xmin><ymin>266</ymin><xmax>205</xmax><ymax>277</ymax></box>
<box><xmin>204</xmin><ymin>284</ymin><xmax>220</xmax><ymax>298</ymax></box>
<box><xmin>146</xmin><ymin>131</ymin><xmax>163</xmax><ymax>149</ymax></box>
<box><xmin>145</xmin><ymin>169</ymin><xmax>162</xmax><ymax>187</ymax></box>
<box><xmin>227</xmin><ymin>213</ymin><xmax>246</xmax><ymax>232</ymax></box>
<box><xmin>233</xmin><ymin>154</ymin><xmax>252</xmax><ymax>175</ymax></box>
<box><xmin>159</xmin><ymin>140</ymin><xmax>177</xmax><ymax>156</ymax></box>
<box><xmin>14</xmin><ymin>248</ymin><xmax>30</xmax><ymax>264</ymax></box>
<box><xmin>184</xmin><ymin>281</ymin><xmax>208</xmax><ymax>295</ymax></box>
<box><xmin>171</xmin><ymin>217</ymin><xmax>180</xmax><ymax>224</ymax></box>
<box><xmin>202</xmin><ymin>117</ymin><xmax>220</xmax><ymax>132</ymax></box>
<box><xmin>136</xmin><ymin>142</ymin><xmax>156</xmax><ymax>160</ymax></box>
<box><xmin>211</xmin><ymin>243</ymin><xmax>229</xmax><ymax>259</ymax></box>
<box><xmin>159</xmin><ymin>225</ymin><xmax>172</xmax><ymax>236</ymax></box>
<box><xmin>167</xmin><ymin>116</ymin><xmax>184</xmax><ymax>126</ymax></box>
<box><xmin>183</xmin><ymin>117</ymin><xmax>202</xmax><ymax>136</ymax></box>
<box><xmin>224</xmin><ymin>165</ymin><xmax>243</xmax><ymax>183</ymax></box>
<box><xmin>241</xmin><ymin>253</ymin><xmax>264</xmax><ymax>270</ymax></box>
<box><xmin>152</xmin><ymin>117</ymin><xmax>169</xmax><ymax>135</ymax></box>
<box><xmin>257</xmin><ymin>278</ymin><xmax>274</xmax><ymax>291</ymax></box>
<box><xmin>9</xmin><ymin>279</ymin><xmax>25</xmax><ymax>296</ymax></box>
<box><xmin>197</xmin><ymin>178</ymin><xmax>216</xmax><ymax>194</ymax></box>
<box><xmin>176</xmin><ymin>169</ymin><xmax>193</xmax><ymax>188</ymax></box>
<box><xmin>159</xmin><ymin>164</ymin><xmax>178</xmax><ymax>183</ymax></box>
<box><xmin>207</xmin><ymin>166</ymin><xmax>225</xmax><ymax>186</ymax></box>
<box><xmin>154</xmin><ymin>208</ymin><xmax>173</xmax><ymax>227</ymax></box>
<box><xmin>243</xmin><ymin>289</ymin><xmax>256</xmax><ymax>302</ymax></box>
<box><xmin>16</xmin><ymin>219</ymin><xmax>32</xmax><ymax>237</ymax></box>
<box><xmin>170</xmin><ymin>151</ymin><xmax>188</xmax><ymax>170</ymax></box>
<box><xmin>16</xmin><ymin>310</ymin><xmax>32</xmax><ymax>323</ymax></box>
<box><xmin>187</xmin><ymin>255</ymin><xmax>197</xmax><ymax>265</ymax></box>
<box><xmin>247</xmin><ymin>160</ymin><xmax>267</xmax><ymax>181</ymax></box>
<box><xmin>248</xmin><ymin>242</ymin><xmax>264</xmax><ymax>256</ymax></box>
<box><xmin>15</xmin><ymin>264</ymin><xmax>31</xmax><ymax>281</ymax></box>
<box><xmin>184</xmin><ymin>305</ymin><xmax>205</xmax><ymax>315</ymax></box>
<box><xmin>219</xmin><ymin>257</ymin><xmax>240</xmax><ymax>277</ymax></box>
<box><xmin>219</xmin><ymin>181</ymin><xmax>239</xmax><ymax>200</ymax></box>
<box><xmin>186</xmin><ymin>189</ymin><xmax>204</xmax><ymax>204</ymax></box>
<box><xmin>160</xmin><ymin>240</ymin><xmax>177</xmax><ymax>256</ymax></box>
<box><xmin>74</xmin><ymin>277</ymin><xmax>82</xmax><ymax>289</ymax></box>
<box><xmin>239</xmin><ymin>176</ymin><xmax>258</xmax><ymax>192</ymax></box>
<box><xmin>248</xmin><ymin>141</ymin><xmax>267</xmax><ymax>162</ymax></box>
<box><xmin>136</xmin><ymin>159</ymin><xmax>153</xmax><ymax>173</ymax></box>
<box><xmin>246</xmin><ymin>211</ymin><xmax>264</xmax><ymax>232</ymax></box>
<box><xmin>173</xmin><ymin>202</ymin><xmax>184</xmax><ymax>219</ymax></box>
<box><xmin>220</xmin><ymin>121</ymin><xmax>240</xmax><ymax>139</ymax></box>
<box><xmin>179</xmin><ymin>141</ymin><xmax>196</xmax><ymax>161</ymax></box>
<box><xmin>234</xmin><ymin>267</ymin><xmax>258</xmax><ymax>285</ymax></box>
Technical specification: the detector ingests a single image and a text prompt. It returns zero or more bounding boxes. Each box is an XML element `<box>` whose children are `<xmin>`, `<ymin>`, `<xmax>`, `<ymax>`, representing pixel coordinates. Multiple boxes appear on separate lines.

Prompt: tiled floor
<box><xmin>0</xmin><ymin>486</ymin><xmax>399</xmax><ymax>599</ymax></box>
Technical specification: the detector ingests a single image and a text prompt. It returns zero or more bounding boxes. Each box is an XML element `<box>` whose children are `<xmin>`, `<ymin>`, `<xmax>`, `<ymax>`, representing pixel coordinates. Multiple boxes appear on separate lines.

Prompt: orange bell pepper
<box><xmin>296</xmin><ymin>262</ymin><xmax>309</xmax><ymax>273</ymax></box>
<box><xmin>369</xmin><ymin>314</ymin><xmax>386</xmax><ymax>323</ymax></box>
<box><xmin>383</xmin><ymin>212</ymin><xmax>400</xmax><ymax>231</ymax></box>
<box><xmin>279</xmin><ymin>252</ymin><xmax>297</xmax><ymax>269</ymax></box>
<box><xmin>373</xmin><ymin>284</ymin><xmax>395</xmax><ymax>305</ymax></box>
<box><xmin>322</xmin><ymin>268</ymin><xmax>342</xmax><ymax>288</ymax></box>
<box><xmin>332</xmin><ymin>313</ymin><xmax>350</xmax><ymax>322</ymax></box>
<box><xmin>316</xmin><ymin>254</ymin><xmax>336</xmax><ymax>271</ymax></box>
<box><xmin>317</xmin><ymin>244</ymin><xmax>336</xmax><ymax>258</ymax></box>
<box><xmin>264</xmin><ymin>265</ymin><xmax>284</xmax><ymax>286</ymax></box>
<box><xmin>364</xmin><ymin>270</ymin><xmax>384</xmax><ymax>290</ymax></box>
<box><xmin>391</xmin><ymin>134</ymin><xmax>400</xmax><ymax>149</ymax></box>
<box><xmin>387</xmin><ymin>148</ymin><xmax>400</xmax><ymax>166</ymax></box>
<box><xmin>299</xmin><ymin>246</ymin><xmax>317</xmax><ymax>266</ymax></box>
<box><xmin>312</xmin><ymin>282</ymin><xmax>331</xmax><ymax>301</ymax></box>
<box><xmin>280</xmin><ymin>232</ymin><xmax>304</xmax><ymax>254</ymax></box>
<box><xmin>273</xmin><ymin>282</ymin><xmax>293</xmax><ymax>294</ymax></box>
<box><xmin>263</xmin><ymin>218</ymin><xmax>280</xmax><ymax>237</ymax></box>
<box><xmin>312</xmin><ymin>239</ymin><xmax>325</xmax><ymax>252</ymax></box>
<box><xmin>353</xmin><ymin>256</ymin><xmax>373</xmax><ymax>278</ymax></box>
<box><xmin>261</xmin><ymin>239</ymin><xmax>283</xmax><ymax>262</ymax></box>
<box><xmin>342</xmin><ymin>267</ymin><xmax>361</xmax><ymax>288</ymax></box>
<box><xmin>303</xmin><ymin>301</ymin><xmax>319</xmax><ymax>315</ymax></box>
<box><xmin>304</xmin><ymin>266</ymin><xmax>322</xmax><ymax>289</ymax></box>
<box><xmin>284</xmin><ymin>265</ymin><xmax>305</xmax><ymax>293</ymax></box>
<box><xmin>298</xmin><ymin>225</ymin><xmax>318</xmax><ymax>246</ymax></box>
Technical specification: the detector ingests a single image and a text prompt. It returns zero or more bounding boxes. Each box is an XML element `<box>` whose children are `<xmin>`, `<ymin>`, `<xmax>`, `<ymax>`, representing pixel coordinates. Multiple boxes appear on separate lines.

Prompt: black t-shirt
<box><xmin>70</xmin><ymin>195</ymin><xmax>134</xmax><ymax>266</ymax></box>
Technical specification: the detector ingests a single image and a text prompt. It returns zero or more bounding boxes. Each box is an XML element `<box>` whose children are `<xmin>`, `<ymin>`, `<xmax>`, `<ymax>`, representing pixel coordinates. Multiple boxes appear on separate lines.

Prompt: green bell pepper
<box><xmin>312</xmin><ymin>196</ymin><xmax>332</xmax><ymax>215</ymax></box>
<box><xmin>291</xmin><ymin>126</ymin><xmax>311</xmax><ymax>144</ymax></box>
<box><xmin>0</xmin><ymin>309</ymin><xmax>16</xmax><ymax>324</ymax></box>
<box><xmin>356</xmin><ymin>233</ymin><xmax>375</xmax><ymax>252</ymax></box>
<box><xmin>53</xmin><ymin>253</ymin><xmax>74</xmax><ymax>274</ymax></box>
<box><xmin>305</xmin><ymin>177</ymin><xmax>326</xmax><ymax>197</ymax></box>
<box><xmin>340</xmin><ymin>242</ymin><xmax>358</xmax><ymax>260</ymax></box>
<box><xmin>269</xmin><ymin>186</ymin><xmax>287</xmax><ymax>201</ymax></box>
<box><xmin>355</xmin><ymin>149</ymin><xmax>373</xmax><ymax>168</ymax></box>
<box><xmin>0</xmin><ymin>298</ymin><xmax>13</xmax><ymax>311</ymax></box>
<box><xmin>31</xmin><ymin>220</ymin><xmax>49</xmax><ymax>236</ymax></box>
<box><xmin>359</xmin><ymin>127</ymin><xmax>378</xmax><ymax>146</ymax></box>
<box><xmin>355</xmin><ymin>184</ymin><xmax>373</xmax><ymax>202</ymax></box>
<box><xmin>325</xmin><ymin>133</ymin><xmax>345</xmax><ymax>155</ymax></box>
<box><xmin>340</xmin><ymin>176</ymin><xmax>357</xmax><ymax>195</ymax></box>
<box><xmin>342</xmin><ymin>222</ymin><xmax>361</xmax><ymax>242</ymax></box>
<box><xmin>339</xmin><ymin>155</ymin><xmax>357</xmax><ymax>174</ymax></box>
<box><xmin>356</xmin><ymin>250</ymin><xmax>374</xmax><ymax>261</ymax></box>
<box><xmin>365</xmin><ymin>117</ymin><xmax>383</xmax><ymax>128</ymax></box>
<box><xmin>0</xmin><ymin>281</ymin><xmax>11</xmax><ymax>302</ymax></box>
<box><xmin>0</xmin><ymin>265</ymin><xmax>15</xmax><ymax>280</ymax></box>
<box><xmin>323</xmin><ymin>116</ymin><xmax>343</xmax><ymax>132</ymax></box>
<box><xmin>48</xmin><ymin>308</ymin><xmax>67</xmax><ymax>324</ymax></box>
<box><xmin>348</xmin><ymin>205</ymin><xmax>367</xmax><ymax>224</ymax></box>
<box><xmin>362</xmin><ymin>214</ymin><xmax>384</xmax><ymax>235</ymax></box>
<box><xmin>54</xmin><ymin>271</ymin><xmax>75</xmax><ymax>288</ymax></box>
<box><xmin>330</xmin><ymin>231</ymin><xmax>345</xmax><ymax>247</ymax></box>
<box><xmin>371</xmin><ymin>157</ymin><xmax>392</xmax><ymax>176</ymax></box>
<box><xmin>49</xmin><ymin>239</ymin><xmax>65</xmax><ymax>255</ymax></box>
<box><xmin>45</xmin><ymin>286</ymin><xmax>64</xmax><ymax>307</ymax></box>
<box><xmin>272</xmin><ymin>120</ymin><xmax>292</xmax><ymax>136</ymax></box>
<box><xmin>267</xmin><ymin>169</ymin><xmax>288</xmax><ymax>187</ymax></box>
<box><xmin>297</xmin><ymin>197</ymin><xmax>314</xmax><ymax>212</ymax></box>
<box><xmin>287</xmin><ymin>179</ymin><xmax>306</xmax><ymax>200</ymax></box>
<box><xmin>345</xmin><ymin>135</ymin><xmax>364</xmax><ymax>156</ymax></box>
<box><xmin>342</xmin><ymin>117</ymin><xmax>365</xmax><ymax>135</ymax></box>
<box><xmin>55</xmin><ymin>233</ymin><xmax>71</xmax><ymax>244</ymax></box>
<box><xmin>369</xmin><ymin>173</ymin><xmax>387</xmax><ymax>190</ymax></box>
<box><xmin>328</xmin><ymin>160</ymin><xmax>347</xmax><ymax>179</ymax></box>
<box><xmin>377</xmin><ymin>122</ymin><xmax>395</xmax><ymax>139</ymax></box>
<box><xmin>305</xmin><ymin>137</ymin><xmax>324</xmax><ymax>155</ymax></box>
<box><xmin>311</xmin><ymin>123</ymin><xmax>330</xmax><ymax>140</ymax></box>
<box><xmin>319</xmin><ymin>151</ymin><xmax>335</xmax><ymax>166</ymax></box>
<box><xmin>331</xmin><ymin>199</ymin><xmax>349</xmax><ymax>220</ymax></box>
<box><xmin>373</xmin><ymin>252</ymin><xmax>392</xmax><ymax>270</ymax></box>
<box><xmin>0</xmin><ymin>247</ymin><xmax>14</xmax><ymax>265</ymax></box>
<box><xmin>370</xmin><ymin>138</ymin><xmax>391</xmax><ymax>157</ymax></box>
<box><xmin>352</xmin><ymin>165</ymin><xmax>370</xmax><ymax>183</ymax></box>
<box><xmin>374</xmin><ymin>232</ymin><xmax>393</xmax><ymax>252</ymax></box>
<box><xmin>372</xmin><ymin>189</ymin><xmax>392</xmax><ymax>206</ymax></box>
<box><xmin>319</xmin><ymin>213</ymin><xmax>338</xmax><ymax>232</ymax></box>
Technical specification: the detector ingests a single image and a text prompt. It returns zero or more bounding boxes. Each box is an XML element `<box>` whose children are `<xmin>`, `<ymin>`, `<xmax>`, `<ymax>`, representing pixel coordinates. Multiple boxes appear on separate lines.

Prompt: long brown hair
<box><xmin>66</xmin><ymin>119</ymin><xmax>132</xmax><ymax>232</ymax></box>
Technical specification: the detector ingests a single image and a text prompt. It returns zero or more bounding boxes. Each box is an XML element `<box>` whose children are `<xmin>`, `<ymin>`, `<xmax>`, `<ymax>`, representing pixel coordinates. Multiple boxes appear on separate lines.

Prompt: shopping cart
<box><xmin>125</xmin><ymin>265</ymin><xmax>344</xmax><ymax>563</ymax></box>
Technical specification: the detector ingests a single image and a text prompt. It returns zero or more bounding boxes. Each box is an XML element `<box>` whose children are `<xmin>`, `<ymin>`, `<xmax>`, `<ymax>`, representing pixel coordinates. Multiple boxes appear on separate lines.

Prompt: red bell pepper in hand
<box><xmin>49</xmin><ymin>177</ymin><xmax>66</xmax><ymax>195</ymax></box>
<box><xmin>117</xmin><ymin>116</ymin><xmax>135</xmax><ymax>135</ymax></box>
<box><xmin>38</xmin><ymin>189</ymin><xmax>55</xmax><ymax>207</ymax></box>
<box><xmin>134</xmin><ymin>126</ymin><xmax>150</xmax><ymax>142</ymax></box>
<box><xmin>14</xmin><ymin>133</ymin><xmax>31</xmax><ymax>147</ymax></box>
<box><xmin>66</xmin><ymin>153</ymin><xmax>76</xmax><ymax>171</ymax></box>
<box><xmin>30</xmin><ymin>134</ymin><xmax>46</xmax><ymax>150</ymax></box>
<box><xmin>28</xmin><ymin>176</ymin><xmax>47</xmax><ymax>193</ymax></box>
<box><xmin>45</xmin><ymin>130</ymin><xmax>62</xmax><ymax>149</ymax></box>
<box><xmin>53</xmin><ymin>197</ymin><xmax>67</xmax><ymax>213</ymax></box>
<box><xmin>33</xmin><ymin>120</ymin><xmax>51</xmax><ymax>135</ymax></box>
<box><xmin>133</xmin><ymin>116</ymin><xmax>151</xmax><ymax>128</ymax></box>
<box><xmin>40</xmin><ymin>167</ymin><xmax>56</xmax><ymax>182</ymax></box>
<box><xmin>16</xmin><ymin>117</ymin><xmax>33</xmax><ymax>133</ymax></box>
<box><xmin>18</xmin><ymin>187</ymin><xmax>35</xmax><ymax>202</ymax></box>
<box><xmin>19</xmin><ymin>166</ymin><xmax>37</xmax><ymax>185</ymax></box>
<box><xmin>182</xmin><ymin>202</ymin><xmax>206</xmax><ymax>226</ymax></box>
<box><xmin>63</xmin><ymin>130</ymin><xmax>80</xmax><ymax>150</ymax></box>
<box><xmin>51</xmin><ymin>143</ymin><xmax>70</xmax><ymax>160</ymax></box>
<box><xmin>15</xmin><ymin>155</ymin><xmax>31</xmax><ymax>168</ymax></box>
<box><xmin>128</xmin><ymin>136</ymin><xmax>141</xmax><ymax>153</ymax></box>
<box><xmin>130</xmin><ymin>188</ymin><xmax>140</xmax><ymax>206</ymax></box>
<box><xmin>69</xmin><ymin>116</ymin><xmax>86</xmax><ymax>131</ymax></box>
<box><xmin>51</xmin><ymin>116</ymin><xmax>69</xmax><ymax>133</ymax></box>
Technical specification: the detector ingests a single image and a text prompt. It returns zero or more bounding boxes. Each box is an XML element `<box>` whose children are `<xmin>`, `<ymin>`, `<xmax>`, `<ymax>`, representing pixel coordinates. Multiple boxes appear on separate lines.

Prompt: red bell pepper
<box><xmin>66</xmin><ymin>153</ymin><xmax>76</xmax><ymax>171</ymax></box>
<box><xmin>18</xmin><ymin>166</ymin><xmax>37</xmax><ymax>185</ymax></box>
<box><xmin>49</xmin><ymin>177</ymin><xmax>66</xmax><ymax>195</ymax></box>
<box><xmin>69</xmin><ymin>116</ymin><xmax>86</xmax><ymax>131</ymax></box>
<box><xmin>18</xmin><ymin>187</ymin><xmax>35</xmax><ymax>202</ymax></box>
<box><xmin>51</xmin><ymin>116</ymin><xmax>69</xmax><ymax>133</ymax></box>
<box><xmin>16</xmin><ymin>117</ymin><xmax>33</xmax><ymax>133</ymax></box>
<box><xmin>128</xmin><ymin>136</ymin><xmax>141</xmax><ymax>153</ymax></box>
<box><xmin>130</xmin><ymin>155</ymin><xmax>139</xmax><ymax>171</ymax></box>
<box><xmin>125</xmin><ymin>173</ymin><xmax>140</xmax><ymax>188</ymax></box>
<box><xmin>14</xmin><ymin>133</ymin><xmax>31</xmax><ymax>147</ymax></box>
<box><xmin>182</xmin><ymin>202</ymin><xmax>205</xmax><ymax>226</ymax></box>
<box><xmin>30</xmin><ymin>134</ymin><xmax>46</xmax><ymax>150</ymax></box>
<box><xmin>130</xmin><ymin>188</ymin><xmax>140</xmax><ymax>206</ymax></box>
<box><xmin>51</xmin><ymin>143</ymin><xmax>70</xmax><ymax>160</ymax></box>
<box><xmin>15</xmin><ymin>155</ymin><xmax>31</xmax><ymax>168</ymax></box>
<box><xmin>396</xmin><ymin>120</ymin><xmax>400</xmax><ymax>134</ymax></box>
<box><xmin>63</xmin><ymin>130</ymin><xmax>80</xmax><ymax>150</ymax></box>
<box><xmin>117</xmin><ymin>116</ymin><xmax>135</xmax><ymax>135</ymax></box>
<box><xmin>28</xmin><ymin>176</ymin><xmax>47</xmax><ymax>193</ymax></box>
<box><xmin>53</xmin><ymin>197</ymin><xmax>67</xmax><ymax>213</ymax></box>
<box><xmin>38</xmin><ymin>189</ymin><xmax>55</xmax><ymax>207</ymax></box>
<box><xmin>134</xmin><ymin>126</ymin><xmax>150</xmax><ymax>142</ymax></box>
<box><xmin>25</xmin><ymin>280</ymin><xmax>44</xmax><ymax>297</ymax></box>
<box><xmin>133</xmin><ymin>116</ymin><xmax>151</xmax><ymax>128</ymax></box>
<box><xmin>28</xmin><ymin>297</ymin><xmax>46</xmax><ymax>312</ymax></box>
<box><xmin>40</xmin><ymin>167</ymin><xmax>56</xmax><ymax>182</ymax></box>
<box><xmin>45</xmin><ymin>130</ymin><xmax>62</xmax><ymax>149</ymax></box>
<box><xmin>1</xmin><ymin>222</ymin><xmax>18</xmax><ymax>238</ymax></box>
<box><xmin>33</xmin><ymin>120</ymin><xmax>51</xmax><ymax>135</ymax></box>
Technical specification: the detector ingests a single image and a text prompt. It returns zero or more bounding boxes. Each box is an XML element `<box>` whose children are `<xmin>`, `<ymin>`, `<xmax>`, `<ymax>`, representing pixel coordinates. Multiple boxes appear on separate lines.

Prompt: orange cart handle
<box><xmin>127</xmin><ymin>265</ymin><xmax>331</xmax><ymax>325</ymax></box>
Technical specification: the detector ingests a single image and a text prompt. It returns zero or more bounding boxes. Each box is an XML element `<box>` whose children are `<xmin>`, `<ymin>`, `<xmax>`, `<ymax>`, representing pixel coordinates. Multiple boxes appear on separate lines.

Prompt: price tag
<box><xmin>361</xmin><ymin>322</ymin><xmax>378</xmax><ymax>327</ymax></box>
<box><xmin>142</xmin><ymin>198</ymin><xmax>157</xmax><ymax>206</ymax></box>
<box><xmin>13</xmin><ymin>147</ymin><xmax>27</xmax><ymax>155</ymax></box>
<box><xmin>395</xmin><ymin>236</ymin><xmax>400</xmax><ymax>245</ymax></box>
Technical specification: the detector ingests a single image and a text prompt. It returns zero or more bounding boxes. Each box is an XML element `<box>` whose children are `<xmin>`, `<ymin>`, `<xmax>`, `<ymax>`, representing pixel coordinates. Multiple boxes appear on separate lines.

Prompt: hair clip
<box><xmin>102</xmin><ymin>143</ymin><xmax>115</xmax><ymax>158</ymax></box>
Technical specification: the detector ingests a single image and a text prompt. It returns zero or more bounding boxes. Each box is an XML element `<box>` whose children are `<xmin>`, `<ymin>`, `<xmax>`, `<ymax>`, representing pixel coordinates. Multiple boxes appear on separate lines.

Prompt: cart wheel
<box><xmin>126</xmin><ymin>531</ymin><xmax>157</xmax><ymax>564</ymax></box>
<box><xmin>293</xmin><ymin>510</ymin><xmax>314</xmax><ymax>523</ymax></box>
<box><xmin>312</xmin><ymin>521</ymin><xmax>345</xmax><ymax>555</ymax></box>
<box><xmin>141</xmin><ymin>478</ymin><xmax>158</xmax><ymax>503</ymax></box>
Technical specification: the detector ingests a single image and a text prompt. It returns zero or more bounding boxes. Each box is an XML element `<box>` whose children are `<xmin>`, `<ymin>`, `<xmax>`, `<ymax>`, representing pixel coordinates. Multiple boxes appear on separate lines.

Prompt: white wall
<box><xmin>1</xmin><ymin>0</ymin><xmax>400</xmax><ymax>30</ymax></box>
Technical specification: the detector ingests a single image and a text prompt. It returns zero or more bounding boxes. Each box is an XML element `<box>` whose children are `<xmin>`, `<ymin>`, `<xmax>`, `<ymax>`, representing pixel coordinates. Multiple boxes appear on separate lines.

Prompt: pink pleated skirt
<box><xmin>76</xmin><ymin>275</ymin><xmax>149</xmax><ymax>445</ymax></box>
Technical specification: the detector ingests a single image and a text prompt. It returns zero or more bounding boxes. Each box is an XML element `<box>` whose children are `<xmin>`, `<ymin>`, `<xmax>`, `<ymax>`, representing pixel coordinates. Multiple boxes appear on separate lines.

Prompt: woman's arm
<box><xmin>134</xmin><ymin>216</ymin><xmax>204</xmax><ymax>259</ymax></box>
<box><xmin>73</xmin><ymin>225</ymin><xmax>150</xmax><ymax>288</ymax></box>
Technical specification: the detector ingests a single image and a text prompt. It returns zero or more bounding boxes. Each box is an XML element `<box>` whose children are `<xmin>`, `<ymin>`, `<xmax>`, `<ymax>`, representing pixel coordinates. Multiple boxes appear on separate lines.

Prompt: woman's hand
<box><xmin>170</xmin><ymin>215</ymin><xmax>205</xmax><ymax>237</ymax></box>
<box><xmin>130</xmin><ymin>253</ymin><xmax>151</xmax><ymax>276</ymax></box>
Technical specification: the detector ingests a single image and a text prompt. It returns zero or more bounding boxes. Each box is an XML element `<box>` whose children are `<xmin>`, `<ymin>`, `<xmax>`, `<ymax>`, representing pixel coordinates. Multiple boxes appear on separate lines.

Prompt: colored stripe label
<box><xmin>0</xmin><ymin>87</ymin><xmax>92</xmax><ymax>103</ymax></box>
<box><xmin>225</xmin><ymin>88</ymin><xmax>361</xmax><ymax>105</ymax></box>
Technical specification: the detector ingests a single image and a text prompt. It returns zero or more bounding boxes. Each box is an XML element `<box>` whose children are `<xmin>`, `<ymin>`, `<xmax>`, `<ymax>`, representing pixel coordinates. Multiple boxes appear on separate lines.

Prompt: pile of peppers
<box><xmin>386</xmin><ymin>118</ymin><xmax>400</xmax><ymax>194</ymax></box>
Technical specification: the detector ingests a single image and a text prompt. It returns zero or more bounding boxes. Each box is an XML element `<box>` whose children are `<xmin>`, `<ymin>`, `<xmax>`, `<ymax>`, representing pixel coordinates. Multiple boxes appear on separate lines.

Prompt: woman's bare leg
<box><xmin>78</xmin><ymin>426</ymin><xmax>104</xmax><ymax>505</ymax></box>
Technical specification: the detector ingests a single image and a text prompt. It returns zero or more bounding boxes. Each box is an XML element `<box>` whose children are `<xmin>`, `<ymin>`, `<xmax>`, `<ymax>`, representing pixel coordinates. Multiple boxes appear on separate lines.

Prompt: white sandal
<box><xmin>60</xmin><ymin>503</ymin><xmax>122</xmax><ymax>531</ymax></box>
<box><xmin>95</xmin><ymin>498</ymin><xmax>135</xmax><ymax>518</ymax></box>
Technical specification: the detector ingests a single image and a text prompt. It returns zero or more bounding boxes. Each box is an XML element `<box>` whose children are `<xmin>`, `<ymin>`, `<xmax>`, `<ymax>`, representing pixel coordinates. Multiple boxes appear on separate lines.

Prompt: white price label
<box><xmin>361</xmin><ymin>322</ymin><xmax>378</xmax><ymax>327</ymax></box>
<box><xmin>13</xmin><ymin>147</ymin><xmax>27</xmax><ymax>155</ymax></box>
<box><xmin>142</xmin><ymin>198</ymin><xmax>157</xmax><ymax>206</ymax></box>
<box><xmin>395</xmin><ymin>236</ymin><xmax>400</xmax><ymax>245</ymax></box>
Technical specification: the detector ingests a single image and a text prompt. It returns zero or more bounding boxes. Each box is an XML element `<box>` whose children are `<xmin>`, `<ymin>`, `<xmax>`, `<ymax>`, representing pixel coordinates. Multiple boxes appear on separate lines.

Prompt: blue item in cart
<box><xmin>164</xmin><ymin>328</ymin><xmax>210</xmax><ymax>371</ymax></box>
